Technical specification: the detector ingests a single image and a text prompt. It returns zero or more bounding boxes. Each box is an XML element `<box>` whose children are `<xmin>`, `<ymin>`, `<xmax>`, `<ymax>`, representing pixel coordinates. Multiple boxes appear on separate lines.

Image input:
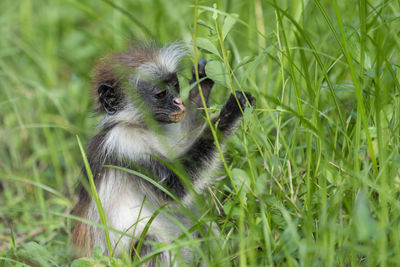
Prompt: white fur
<box><xmin>102</xmin><ymin>124</ymin><xmax>163</xmax><ymax>161</ymax></box>
<box><xmin>135</xmin><ymin>43</ymin><xmax>187</xmax><ymax>78</ymax></box>
<box><xmin>100</xmin><ymin>120</ymin><xmax>192</xmax><ymax>163</ymax></box>
<box><xmin>87</xmin><ymin>169</ymin><xmax>187</xmax><ymax>263</ymax></box>
<box><xmin>158</xmin><ymin>43</ymin><xmax>187</xmax><ymax>73</ymax></box>
<box><xmin>135</xmin><ymin>62</ymin><xmax>160</xmax><ymax>78</ymax></box>
<box><xmin>100</xmin><ymin>107</ymin><xmax>201</xmax><ymax>163</ymax></box>
<box><xmin>98</xmin><ymin>103</ymin><xmax>142</xmax><ymax>129</ymax></box>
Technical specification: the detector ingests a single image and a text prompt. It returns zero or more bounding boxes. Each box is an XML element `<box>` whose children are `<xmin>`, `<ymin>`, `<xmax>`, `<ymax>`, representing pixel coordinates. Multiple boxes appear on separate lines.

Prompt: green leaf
<box><xmin>204</xmin><ymin>60</ymin><xmax>229</xmax><ymax>87</ymax></box>
<box><xmin>223</xmin><ymin>200</ymin><xmax>240</xmax><ymax>218</ymax></box>
<box><xmin>222</xmin><ymin>13</ymin><xmax>239</xmax><ymax>40</ymax></box>
<box><xmin>243</xmin><ymin>105</ymin><xmax>253</xmax><ymax>128</ymax></box>
<box><xmin>70</xmin><ymin>258</ymin><xmax>93</xmax><ymax>267</ymax></box>
<box><xmin>232</xmin><ymin>168</ymin><xmax>250</xmax><ymax>196</ymax></box>
<box><xmin>254</xmin><ymin>172</ymin><xmax>268</xmax><ymax>196</ymax></box>
<box><xmin>93</xmin><ymin>245</ymin><xmax>104</xmax><ymax>260</ymax></box>
<box><xmin>233</xmin><ymin>56</ymin><xmax>256</xmax><ymax>71</ymax></box>
<box><xmin>353</xmin><ymin>191</ymin><xmax>376</xmax><ymax>241</ymax></box>
<box><xmin>240</xmin><ymin>46</ymin><xmax>271</xmax><ymax>84</ymax></box>
<box><xmin>196</xmin><ymin>19</ymin><xmax>213</xmax><ymax>31</ymax></box>
<box><xmin>196</xmin><ymin>38</ymin><xmax>220</xmax><ymax>57</ymax></box>
<box><xmin>345</xmin><ymin>25</ymin><xmax>371</xmax><ymax>69</ymax></box>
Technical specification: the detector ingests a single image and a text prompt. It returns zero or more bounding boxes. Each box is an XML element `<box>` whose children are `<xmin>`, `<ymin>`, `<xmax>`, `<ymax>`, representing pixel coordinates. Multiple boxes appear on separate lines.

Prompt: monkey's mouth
<box><xmin>169</xmin><ymin>110</ymin><xmax>185</xmax><ymax>122</ymax></box>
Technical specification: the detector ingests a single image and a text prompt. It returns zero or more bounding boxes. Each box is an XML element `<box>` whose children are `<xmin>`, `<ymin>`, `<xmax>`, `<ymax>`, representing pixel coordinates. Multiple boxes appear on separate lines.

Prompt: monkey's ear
<box><xmin>98</xmin><ymin>82</ymin><xmax>119</xmax><ymax>115</ymax></box>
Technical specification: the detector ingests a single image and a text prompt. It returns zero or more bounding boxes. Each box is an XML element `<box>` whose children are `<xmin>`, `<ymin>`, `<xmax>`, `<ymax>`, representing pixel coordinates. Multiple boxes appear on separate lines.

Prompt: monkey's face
<box><xmin>136</xmin><ymin>72</ymin><xmax>186</xmax><ymax>123</ymax></box>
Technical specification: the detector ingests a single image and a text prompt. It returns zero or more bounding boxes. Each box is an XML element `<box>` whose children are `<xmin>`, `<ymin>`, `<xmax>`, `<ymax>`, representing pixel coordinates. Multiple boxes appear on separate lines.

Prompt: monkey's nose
<box><xmin>173</xmin><ymin>97</ymin><xmax>183</xmax><ymax>105</ymax></box>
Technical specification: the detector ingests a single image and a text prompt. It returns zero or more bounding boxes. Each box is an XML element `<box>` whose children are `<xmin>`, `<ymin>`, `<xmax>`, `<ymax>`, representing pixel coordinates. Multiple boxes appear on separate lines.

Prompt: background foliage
<box><xmin>1</xmin><ymin>0</ymin><xmax>400</xmax><ymax>266</ymax></box>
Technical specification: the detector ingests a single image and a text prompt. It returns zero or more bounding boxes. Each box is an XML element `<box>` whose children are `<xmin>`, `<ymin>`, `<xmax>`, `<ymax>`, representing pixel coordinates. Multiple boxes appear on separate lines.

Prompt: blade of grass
<box><xmin>333</xmin><ymin>0</ymin><xmax>378</xmax><ymax>174</ymax></box>
<box><xmin>76</xmin><ymin>135</ymin><xmax>112</xmax><ymax>255</ymax></box>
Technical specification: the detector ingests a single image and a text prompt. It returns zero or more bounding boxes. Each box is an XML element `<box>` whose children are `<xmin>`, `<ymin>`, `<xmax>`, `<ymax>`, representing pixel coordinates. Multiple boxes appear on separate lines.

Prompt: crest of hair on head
<box><xmin>134</xmin><ymin>42</ymin><xmax>188</xmax><ymax>82</ymax></box>
<box><xmin>157</xmin><ymin>42</ymin><xmax>189</xmax><ymax>73</ymax></box>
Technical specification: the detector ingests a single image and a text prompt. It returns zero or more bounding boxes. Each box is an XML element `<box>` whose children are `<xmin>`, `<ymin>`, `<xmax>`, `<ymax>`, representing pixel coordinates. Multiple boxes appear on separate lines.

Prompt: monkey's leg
<box><xmin>132</xmin><ymin>235</ymin><xmax>157</xmax><ymax>267</ymax></box>
<box><xmin>71</xmin><ymin>205</ymin><xmax>94</xmax><ymax>258</ymax></box>
<box><xmin>132</xmin><ymin>234</ymin><xmax>176</xmax><ymax>267</ymax></box>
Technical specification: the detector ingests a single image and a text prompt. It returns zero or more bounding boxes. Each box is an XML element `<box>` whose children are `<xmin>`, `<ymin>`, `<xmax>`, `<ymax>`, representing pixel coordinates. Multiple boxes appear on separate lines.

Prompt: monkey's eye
<box><xmin>155</xmin><ymin>90</ymin><xmax>167</xmax><ymax>99</ymax></box>
<box><xmin>171</xmin><ymin>81</ymin><xmax>179</xmax><ymax>91</ymax></box>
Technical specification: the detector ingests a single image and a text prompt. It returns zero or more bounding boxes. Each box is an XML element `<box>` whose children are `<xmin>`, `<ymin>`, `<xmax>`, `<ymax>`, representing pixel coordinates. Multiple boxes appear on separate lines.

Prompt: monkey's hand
<box><xmin>189</xmin><ymin>59</ymin><xmax>214</xmax><ymax>107</ymax></box>
<box><xmin>218</xmin><ymin>91</ymin><xmax>255</xmax><ymax>134</ymax></box>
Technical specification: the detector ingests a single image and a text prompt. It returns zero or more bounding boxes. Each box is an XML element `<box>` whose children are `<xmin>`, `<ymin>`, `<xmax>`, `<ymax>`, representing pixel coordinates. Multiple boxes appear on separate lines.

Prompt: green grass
<box><xmin>1</xmin><ymin>0</ymin><xmax>400</xmax><ymax>266</ymax></box>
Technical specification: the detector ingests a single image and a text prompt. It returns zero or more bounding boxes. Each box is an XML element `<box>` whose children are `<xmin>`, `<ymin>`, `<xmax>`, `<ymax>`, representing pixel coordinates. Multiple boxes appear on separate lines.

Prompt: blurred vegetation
<box><xmin>1</xmin><ymin>0</ymin><xmax>400</xmax><ymax>266</ymax></box>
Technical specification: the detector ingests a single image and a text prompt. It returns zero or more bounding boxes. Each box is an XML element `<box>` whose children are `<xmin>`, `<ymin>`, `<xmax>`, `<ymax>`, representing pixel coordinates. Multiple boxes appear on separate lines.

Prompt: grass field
<box><xmin>1</xmin><ymin>0</ymin><xmax>400</xmax><ymax>266</ymax></box>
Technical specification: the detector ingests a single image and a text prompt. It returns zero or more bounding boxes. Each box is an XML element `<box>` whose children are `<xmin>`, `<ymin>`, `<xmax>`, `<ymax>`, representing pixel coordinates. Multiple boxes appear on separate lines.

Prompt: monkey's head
<box><xmin>92</xmin><ymin>43</ymin><xmax>187</xmax><ymax>125</ymax></box>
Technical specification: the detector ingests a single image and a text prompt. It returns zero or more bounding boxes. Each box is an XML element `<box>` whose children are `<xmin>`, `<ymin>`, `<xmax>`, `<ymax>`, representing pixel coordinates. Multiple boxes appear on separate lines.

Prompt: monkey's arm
<box><xmin>148</xmin><ymin>91</ymin><xmax>254</xmax><ymax>199</ymax></box>
<box><xmin>188</xmin><ymin>59</ymin><xmax>214</xmax><ymax>108</ymax></box>
<box><xmin>181</xmin><ymin>60</ymin><xmax>214</xmax><ymax>134</ymax></box>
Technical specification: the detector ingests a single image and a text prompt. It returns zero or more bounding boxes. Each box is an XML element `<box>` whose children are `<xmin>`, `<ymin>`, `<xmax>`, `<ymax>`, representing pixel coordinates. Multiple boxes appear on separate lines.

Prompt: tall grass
<box><xmin>0</xmin><ymin>0</ymin><xmax>399</xmax><ymax>266</ymax></box>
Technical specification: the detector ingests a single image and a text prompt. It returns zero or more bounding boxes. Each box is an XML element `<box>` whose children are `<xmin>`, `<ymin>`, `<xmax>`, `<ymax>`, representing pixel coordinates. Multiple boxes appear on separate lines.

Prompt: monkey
<box><xmin>71</xmin><ymin>42</ymin><xmax>254</xmax><ymax>266</ymax></box>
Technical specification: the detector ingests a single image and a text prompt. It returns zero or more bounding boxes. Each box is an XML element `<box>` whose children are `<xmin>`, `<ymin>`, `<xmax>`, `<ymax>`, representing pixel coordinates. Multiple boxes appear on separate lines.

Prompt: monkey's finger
<box><xmin>244</xmin><ymin>92</ymin><xmax>256</xmax><ymax>107</ymax></box>
<box><xmin>198</xmin><ymin>59</ymin><xmax>207</xmax><ymax>76</ymax></box>
<box><xmin>191</xmin><ymin>59</ymin><xmax>208</xmax><ymax>78</ymax></box>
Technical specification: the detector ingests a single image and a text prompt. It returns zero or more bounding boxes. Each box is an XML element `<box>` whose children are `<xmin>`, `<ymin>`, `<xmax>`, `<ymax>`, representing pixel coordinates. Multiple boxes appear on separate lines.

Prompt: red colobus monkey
<box><xmin>71</xmin><ymin>43</ymin><xmax>254</xmax><ymax>266</ymax></box>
